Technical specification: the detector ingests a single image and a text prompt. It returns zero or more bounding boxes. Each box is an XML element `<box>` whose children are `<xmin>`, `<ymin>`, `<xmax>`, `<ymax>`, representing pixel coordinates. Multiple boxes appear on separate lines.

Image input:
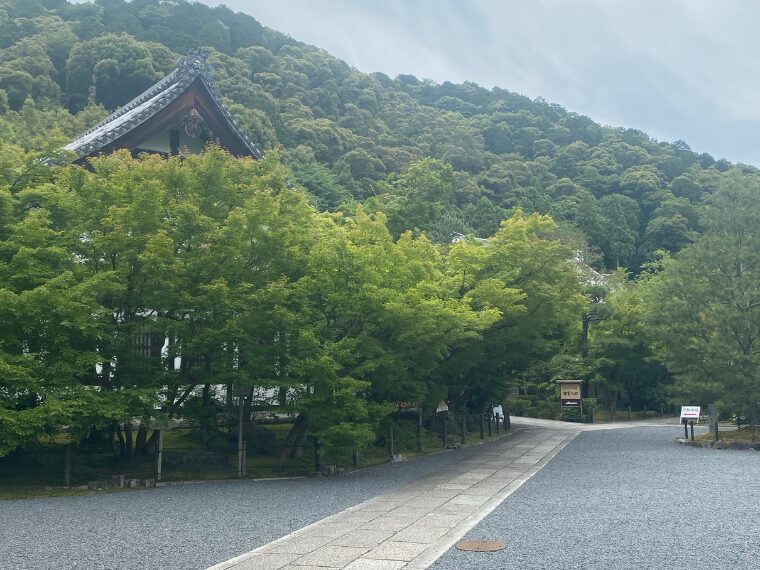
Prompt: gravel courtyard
<box><xmin>0</xmin><ymin>433</ymin><xmax>510</xmax><ymax>570</ymax></box>
<box><xmin>433</xmin><ymin>427</ymin><xmax>760</xmax><ymax>570</ymax></box>
<box><xmin>3</xmin><ymin>423</ymin><xmax>758</xmax><ymax>570</ymax></box>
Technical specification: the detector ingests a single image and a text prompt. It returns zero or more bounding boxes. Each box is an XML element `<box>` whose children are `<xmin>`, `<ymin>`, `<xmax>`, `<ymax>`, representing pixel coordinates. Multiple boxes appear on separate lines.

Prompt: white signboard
<box><xmin>436</xmin><ymin>401</ymin><xmax>449</xmax><ymax>413</ymax></box>
<box><xmin>492</xmin><ymin>405</ymin><xmax>503</xmax><ymax>417</ymax></box>
<box><xmin>680</xmin><ymin>406</ymin><xmax>701</xmax><ymax>422</ymax></box>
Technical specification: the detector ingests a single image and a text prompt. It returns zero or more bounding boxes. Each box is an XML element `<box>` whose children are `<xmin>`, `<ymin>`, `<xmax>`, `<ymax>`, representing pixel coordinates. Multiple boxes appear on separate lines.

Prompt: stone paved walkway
<box><xmin>207</xmin><ymin>425</ymin><xmax>579</xmax><ymax>570</ymax></box>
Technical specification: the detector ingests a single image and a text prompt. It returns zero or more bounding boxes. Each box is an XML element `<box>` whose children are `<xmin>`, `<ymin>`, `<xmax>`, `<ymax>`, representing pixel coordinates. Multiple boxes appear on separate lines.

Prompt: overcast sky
<box><xmin>197</xmin><ymin>1</ymin><xmax>759</xmax><ymax>166</ymax></box>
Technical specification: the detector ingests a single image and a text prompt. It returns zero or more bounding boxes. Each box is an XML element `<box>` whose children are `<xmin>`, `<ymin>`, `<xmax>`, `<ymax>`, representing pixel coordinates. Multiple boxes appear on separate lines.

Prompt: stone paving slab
<box><xmin>365</xmin><ymin>541</ymin><xmax>429</xmax><ymax>561</ymax></box>
<box><xmin>293</xmin><ymin>545</ymin><xmax>369</xmax><ymax>567</ymax></box>
<box><xmin>207</xmin><ymin>425</ymin><xmax>578</xmax><ymax>570</ymax></box>
<box><xmin>233</xmin><ymin>553</ymin><xmax>299</xmax><ymax>570</ymax></box>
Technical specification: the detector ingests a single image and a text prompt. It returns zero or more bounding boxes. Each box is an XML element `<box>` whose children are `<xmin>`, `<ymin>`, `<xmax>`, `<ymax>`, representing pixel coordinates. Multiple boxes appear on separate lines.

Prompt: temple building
<box><xmin>64</xmin><ymin>49</ymin><xmax>261</xmax><ymax>164</ymax></box>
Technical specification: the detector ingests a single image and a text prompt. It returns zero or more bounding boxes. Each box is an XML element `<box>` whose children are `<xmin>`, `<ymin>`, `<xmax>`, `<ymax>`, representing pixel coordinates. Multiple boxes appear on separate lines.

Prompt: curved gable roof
<box><xmin>64</xmin><ymin>49</ymin><xmax>262</xmax><ymax>160</ymax></box>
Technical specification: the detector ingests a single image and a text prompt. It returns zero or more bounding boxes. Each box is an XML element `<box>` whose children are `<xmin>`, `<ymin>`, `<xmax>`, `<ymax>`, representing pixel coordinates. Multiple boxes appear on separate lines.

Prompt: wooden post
<box><xmin>480</xmin><ymin>414</ymin><xmax>484</xmax><ymax>439</ymax></box>
<box><xmin>352</xmin><ymin>449</ymin><xmax>359</xmax><ymax>467</ymax></box>
<box><xmin>314</xmin><ymin>439</ymin><xmax>322</xmax><ymax>473</ymax></box>
<box><xmin>752</xmin><ymin>404</ymin><xmax>757</xmax><ymax>443</ymax></box>
<box><xmin>460</xmin><ymin>417</ymin><xmax>466</xmax><ymax>445</ymax></box>
<box><xmin>442</xmin><ymin>420</ymin><xmax>448</xmax><ymax>449</ymax></box>
<box><xmin>753</xmin><ymin>417</ymin><xmax>757</xmax><ymax>442</ymax></box>
<box><xmin>714</xmin><ymin>416</ymin><xmax>720</xmax><ymax>441</ymax></box>
<box><xmin>416</xmin><ymin>409</ymin><xmax>423</xmax><ymax>453</ymax></box>
<box><xmin>495</xmin><ymin>413</ymin><xmax>500</xmax><ymax>434</ymax></box>
<box><xmin>389</xmin><ymin>427</ymin><xmax>395</xmax><ymax>457</ymax></box>
<box><xmin>237</xmin><ymin>398</ymin><xmax>244</xmax><ymax>478</ymax></box>
<box><xmin>488</xmin><ymin>413</ymin><xmax>493</xmax><ymax>437</ymax></box>
<box><xmin>155</xmin><ymin>429</ymin><xmax>163</xmax><ymax>482</ymax></box>
<box><xmin>64</xmin><ymin>444</ymin><xmax>71</xmax><ymax>488</ymax></box>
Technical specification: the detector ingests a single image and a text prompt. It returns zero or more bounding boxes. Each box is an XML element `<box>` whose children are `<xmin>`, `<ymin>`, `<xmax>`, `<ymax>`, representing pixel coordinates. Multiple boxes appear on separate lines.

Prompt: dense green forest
<box><xmin>1</xmin><ymin>0</ymin><xmax>741</xmax><ymax>266</ymax></box>
<box><xmin>2</xmin><ymin>0</ymin><xmax>760</xmax><ymax>460</ymax></box>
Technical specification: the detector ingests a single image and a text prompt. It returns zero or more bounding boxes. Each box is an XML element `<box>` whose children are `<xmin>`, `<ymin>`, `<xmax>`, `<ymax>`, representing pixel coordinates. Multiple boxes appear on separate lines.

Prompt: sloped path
<box><xmin>432</xmin><ymin>424</ymin><xmax>760</xmax><ymax>570</ymax></box>
<box><xmin>3</xmin><ymin>417</ymin><xmax>699</xmax><ymax>570</ymax></box>
<box><xmin>207</xmin><ymin>425</ymin><xmax>578</xmax><ymax>570</ymax></box>
<box><xmin>0</xmin><ymin>423</ymin><xmax>545</xmax><ymax>570</ymax></box>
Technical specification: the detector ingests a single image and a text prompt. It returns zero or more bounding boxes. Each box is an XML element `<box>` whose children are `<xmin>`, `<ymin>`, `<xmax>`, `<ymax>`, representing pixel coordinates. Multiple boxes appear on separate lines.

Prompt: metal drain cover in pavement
<box><xmin>455</xmin><ymin>540</ymin><xmax>506</xmax><ymax>552</ymax></box>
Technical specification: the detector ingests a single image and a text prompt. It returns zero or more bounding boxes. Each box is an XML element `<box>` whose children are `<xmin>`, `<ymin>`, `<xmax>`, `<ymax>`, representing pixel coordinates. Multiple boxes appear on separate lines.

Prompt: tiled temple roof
<box><xmin>64</xmin><ymin>48</ymin><xmax>262</xmax><ymax>160</ymax></box>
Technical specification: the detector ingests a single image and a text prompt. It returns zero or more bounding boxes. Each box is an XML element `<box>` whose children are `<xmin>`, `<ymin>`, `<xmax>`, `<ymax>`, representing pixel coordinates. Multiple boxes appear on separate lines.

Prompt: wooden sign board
<box><xmin>559</xmin><ymin>382</ymin><xmax>582</xmax><ymax>407</ymax></box>
<box><xmin>436</xmin><ymin>401</ymin><xmax>449</xmax><ymax>413</ymax></box>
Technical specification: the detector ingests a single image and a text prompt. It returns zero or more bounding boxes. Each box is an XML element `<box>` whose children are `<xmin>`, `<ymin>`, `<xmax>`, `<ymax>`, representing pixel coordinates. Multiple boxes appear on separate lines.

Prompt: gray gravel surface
<box><xmin>0</xmin><ymin>435</ymin><xmax>510</xmax><ymax>570</ymax></box>
<box><xmin>433</xmin><ymin>427</ymin><xmax>760</xmax><ymax>570</ymax></box>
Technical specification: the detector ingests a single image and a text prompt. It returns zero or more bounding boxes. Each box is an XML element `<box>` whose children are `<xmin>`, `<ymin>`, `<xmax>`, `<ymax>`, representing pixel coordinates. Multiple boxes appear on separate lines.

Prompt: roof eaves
<box><xmin>197</xmin><ymin>65</ymin><xmax>263</xmax><ymax>160</ymax></box>
<box><xmin>64</xmin><ymin>48</ymin><xmax>263</xmax><ymax>160</ymax></box>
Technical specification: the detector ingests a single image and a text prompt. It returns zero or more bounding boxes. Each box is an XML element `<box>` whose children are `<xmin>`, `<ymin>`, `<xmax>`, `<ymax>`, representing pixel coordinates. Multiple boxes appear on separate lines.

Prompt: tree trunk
<box><xmin>243</xmin><ymin>391</ymin><xmax>254</xmax><ymax>425</ymax></box>
<box><xmin>145</xmin><ymin>428</ymin><xmax>160</xmax><ymax>452</ymax></box>
<box><xmin>226</xmin><ymin>383</ymin><xmax>234</xmax><ymax>419</ymax></box>
<box><xmin>167</xmin><ymin>384</ymin><xmax>196</xmax><ymax>419</ymax></box>
<box><xmin>86</xmin><ymin>426</ymin><xmax>101</xmax><ymax>444</ymax></box>
<box><xmin>201</xmin><ymin>383</ymin><xmax>211</xmax><ymax>447</ymax></box>
<box><xmin>115</xmin><ymin>423</ymin><xmax>126</xmax><ymax>458</ymax></box>
<box><xmin>135</xmin><ymin>423</ymin><xmax>148</xmax><ymax>455</ymax></box>
<box><xmin>108</xmin><ymin>423</ymin><xmax>120</xmax><ymax>460</ymax></box>
<box><xmin>124</xmin><ymin>423</ymin><xmax>134</xmax><ymax>460</ymax></box>
<box><xmin>580</xmin><ymin>315</ymin><xmax>590</xmax><ymax>358</ymax></box>
<box><xmin>275</xmin><ymin>413</ymin><xmax>307</xmax><ymax>471</ymax></box>
<box><xmin>165</xmin><ymin>384</ymin><xmax>179</xmax><ymax>412</ymax></box>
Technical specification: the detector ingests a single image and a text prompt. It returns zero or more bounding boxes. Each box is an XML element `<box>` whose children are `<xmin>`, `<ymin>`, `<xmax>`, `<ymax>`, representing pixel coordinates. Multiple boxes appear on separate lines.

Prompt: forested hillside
<box><xmin>0</xmin><ymin>0</ymin><xmax>744</xmax><ymax>271</ymax></box>
<box><xmin>2</xmin><ymin>0</ymin><xmax>759</xmax><ymax>463</ymax></box>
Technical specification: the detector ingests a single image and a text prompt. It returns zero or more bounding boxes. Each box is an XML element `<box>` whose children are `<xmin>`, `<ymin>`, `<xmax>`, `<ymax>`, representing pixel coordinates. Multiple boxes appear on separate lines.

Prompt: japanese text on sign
<box><xmin>561</xmin><ymin>385</ymin><xmax>581</xmax><ymax>399</ymax></box>
<box><xmin>680</xmin><ymin>406</ymin><xmax>700</xmax><ymax>420</ymax></box>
